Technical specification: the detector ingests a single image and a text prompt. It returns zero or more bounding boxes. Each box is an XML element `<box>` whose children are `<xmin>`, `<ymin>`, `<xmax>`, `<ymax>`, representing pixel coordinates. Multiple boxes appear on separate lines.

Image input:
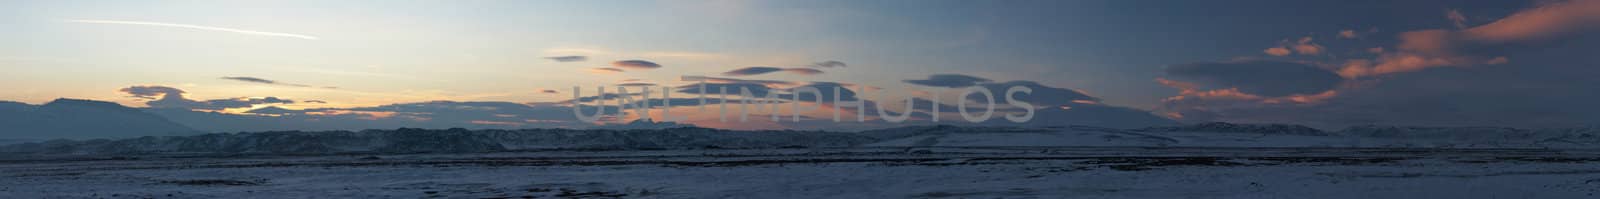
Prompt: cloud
<box><xmin>784</xmin><ymin>68</ymin><xmax>823</xmax><ymax>75</ymax></box>
<box><xmin>779</xmin><ymin>81</ymin><xmax>861</xmax><ymax>103</ymax></box>
<box><xmin>590</xmin><ymin>67</ymin><xmax>625</xmax><ymax>74</ymax></box>
<box><xmin>1161</xmin><ymin>53</ymin><xmax>1599</xmax><ymax>129</ymax></box>
<box><xmin>545</xmin><ymin>56</ymin><xmax>587</xmax><ymax>62</ymax></box>
<box><xmin>617</xmin><ymin>82</ymin><xmax>658</xmax><ymax>87</ymax></box>
<box><xmin>978</xmin><ymin>103</ymin><xmax>1178</xmax><ymax>128</ymax></box>
<box><xmin>65</xmin><ymin>19</ymin><xmax>319</xmax><ymax>40</ymax></box>
<box><xmin>1447</xmin><ymin>9</ymin><xmax>1469</xmax><ymax>29</ymax></box>
<box><xmin>720</xmin><ymin>67</ymin><xmax>824</xmax><ymax>76</ymax></box>
<box><xmin>1263</xmin><ymin>37</ymin><xmax>1324</xmax><ymax>56</ymax></box>
<box><xmin>680</xmin><ymin>76</ymin><xmax>797</xmax><ymax>87</ymax></box>
<box><xmin>200</xmin><ymin>97</ymin><xmax>296</xmax><ymax>110</ymax></box>
<box><xmin>1152</xmin><ymin>61</ymin><xmax>1349</xmax><ymax>124</ymax></box>
<box><xmin>721</xmin><ymin>67</ymin><xmax>781</xmax><ymax>76</ymax></box>
<box><xmin>1339</xmin><ymin>0</ymin><xmax>1600</xmax><ymax>78</ymax></box>
<box><xmin>304</xmin><ymin>100</ymin><xmax>328</xmax><ymax>104</ymax></box>
<box><xmin>296</xmin><ymin>101</ymin><xmax>617</xmax><ymax>129</ymax></box>
<box><xmin>119</xmin><ymin>85</ymin><xmax>185</xmax><ymax>99</ymax></box>
<box><xmin>640</xmin><ymin>52</ymin><xmax>724</xmax><ymax>60</ymax></box>
<box><xmin>539</xmin><ymin>89</ymin><xmax>559</xmax><ymax>94</ymax></box>
<box><xmin>1460</xmin><ymin>0</ymin><xmax>1600</xmax><ymax>43</ymax></box>
<box><xmin>970</xmin><ymin>81</ymin><xmax>1100</xmax><ymax>107</ymax></box>
<box><xmin>672</xmin><ymin>81</ymin><xmax>860</xmax><ymax>104</ymax></box>
<box><xmin>1335</xmin><ymin>30</ymin><xmax>1509</xmax><ymax>78</ymax></box>
<box><xmin>902</xmin><ymin>74</ymin><xmax>993</xmax><ymax>88</ymax></box>
<box><xmin>1264</xmin><ymin>47</ymin><xmax>1292</xmax><ymax>56</ymax></box>
<box><xmin>221</xmin><ymin>76</ymin><xmax>277</xmax><ymax>84</ymax></box>
<box><xmin>1290</xmin><ymin>37</ymin><xmax>1324</xmax><ymax>55</ymax></box>
<box><xmin>564</xmin><ymin>92</ymin><xmax>647</xmax><ymax>103</ymax></box>
<box><xmin>611</xmin><ymin>60</ymin><xmax>662</xmax><ymax>69</ymax></box>
<box><xmin>1163</xmin><ymin>60</ymin><xmax>1344</xmax><ymax>97</ymax></box>
<box><xmin>1338</xmin><ymin>28</ymin><xmax>1379</xmax><ymax>39</ymax></box>
<box><xmin>120</xmin><ymin>85</ymin><xmax>299</xmax><ymax>111</ymax></box>
<box><xmin>810</xmin><ymin>61</ymin><xmax>847</xmax><ymax>68</ymax></box>
<box><xmin>675</xmin><ymin>82</ymin><xmax>776</xmax><ymax>97</ymax></box>
<box><xmin>1158</xmin><ymin>0</ymin><xmax>1600</xmax><ymax>128</ymax></box>
<box><xmin>220</xmin><ymin>76</ymin><xmax>322</xmax><ymax>88</ymax></box>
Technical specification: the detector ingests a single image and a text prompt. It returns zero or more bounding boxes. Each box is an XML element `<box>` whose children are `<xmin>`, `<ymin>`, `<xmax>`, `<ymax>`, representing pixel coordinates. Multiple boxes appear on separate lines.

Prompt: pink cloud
<box><xmin>1462</xmin><ymin>0</ymin><xmax>1600</xmax><ymax>43</ymax></box>
<box><xmin>1264</xmin><ymin>47</ymin><xmax>1291</xmax><ymax>56</ymax></box>
<box><xmin>1339</xmin><ymin>30</ymin><xmax>1358</xmax><ymax>39</ymax></box>
<box><xmin>1334</xmin><ymin>1</ymin><xmax>1599</xmax><ymax>78</ymax></box>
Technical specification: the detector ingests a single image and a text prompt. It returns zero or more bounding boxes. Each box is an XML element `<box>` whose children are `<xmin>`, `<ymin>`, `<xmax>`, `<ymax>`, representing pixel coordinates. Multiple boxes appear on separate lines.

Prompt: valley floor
<box><xmin>4</xmin><ymin>147</ymin><xmax>1600</xmax><ymax>198</ymax></box>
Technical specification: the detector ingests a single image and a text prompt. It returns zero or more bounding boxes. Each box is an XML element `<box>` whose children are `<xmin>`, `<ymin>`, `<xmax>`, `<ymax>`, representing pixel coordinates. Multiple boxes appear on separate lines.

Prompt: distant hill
<box><xmin>6</xmin><ymin>123</ymin><xmax>1600</xmax><ymax>156</ymax></box>
<box><xmin>0</xmin><ymin>99</ymin><xmax>198</xmax><ymax>139</ymax></box>
<box><xmin>0</xmin><ymin>127</ymin><xmax>874</xmax><ymax>155</ymax></box>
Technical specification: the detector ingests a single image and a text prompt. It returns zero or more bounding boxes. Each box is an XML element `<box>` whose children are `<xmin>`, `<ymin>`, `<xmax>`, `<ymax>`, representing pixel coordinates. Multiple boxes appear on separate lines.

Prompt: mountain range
<box><xmin>0</xmin><ymin>99</ymin><xmax>197</xmax><ymax>139</ymax></box>
<box><xmin>0</xmin><ymin>98</ymin><xmax>1183</xmax><ymax>140</ymax></box>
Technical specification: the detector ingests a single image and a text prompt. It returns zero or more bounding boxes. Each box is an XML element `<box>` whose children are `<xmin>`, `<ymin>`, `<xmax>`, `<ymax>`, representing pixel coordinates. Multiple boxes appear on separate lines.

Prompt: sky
<box><xmin>2</xmin><ymin>0</ymin><xmax>1598</xmax><ymax>131</ymax></box>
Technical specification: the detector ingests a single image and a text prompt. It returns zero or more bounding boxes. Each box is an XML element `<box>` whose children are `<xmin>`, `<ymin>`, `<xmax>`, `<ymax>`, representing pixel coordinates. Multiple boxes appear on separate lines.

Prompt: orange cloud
<box><xmin>1462</xmin><ymin>0</ymin><xmax>1600</xmax><ymax>43</ymax></box>
<box><xmin>1290</xmin><ymin>37</ymin><xmax>1324</xmax><ymax>55</ymax></box>
<box><xmin>1264</xmin><ymin>47</ymin><xmax>1292</xmax><ymax>56</ymax></box>
<box><xmin>1263</xmin><ymin>36</ymin><xmax>1324</xmax><ymax>56</ymax></box>
<box><xmin>1329</xmin><ymin>0</ymin><xmax>1600</xmax><ymax>78</ymax></box>
<box><xmin>589</xmin><ymin>67</ymin><xmax>625</xmax><ymax>74</ymax></box>
<box><xmin>1157</xmin><ymin>78</ymin><xmax>1336</xmax><ymax>104</ymax></box>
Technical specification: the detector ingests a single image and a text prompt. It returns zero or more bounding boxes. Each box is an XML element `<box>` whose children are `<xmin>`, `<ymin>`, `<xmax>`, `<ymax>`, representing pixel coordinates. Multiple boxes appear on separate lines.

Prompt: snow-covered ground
<box><xmin>5</xmin><ymin>124</ymin><xmax>1600</xmax><ymax>198</ymax></box>
<box><xmin>3</xmin><ymin>147</ymin><xmax>1600</xmax><ymax>198</ymax></box>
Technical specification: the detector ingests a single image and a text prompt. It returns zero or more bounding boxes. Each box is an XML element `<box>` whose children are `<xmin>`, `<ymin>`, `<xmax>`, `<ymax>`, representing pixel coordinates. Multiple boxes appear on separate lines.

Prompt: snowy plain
<box><xmin>3</xmin><ymin>123</ymin><xmax>1600</xmax><ymax>198</ymax></box>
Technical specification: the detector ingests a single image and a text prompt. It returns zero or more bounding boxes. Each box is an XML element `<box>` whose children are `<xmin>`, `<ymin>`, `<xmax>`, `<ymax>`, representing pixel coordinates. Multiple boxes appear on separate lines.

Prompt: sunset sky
<box><xmin>3</xmin><ymin>0</ymin><xmax>1598</xmax><ymax>130</ymax></box>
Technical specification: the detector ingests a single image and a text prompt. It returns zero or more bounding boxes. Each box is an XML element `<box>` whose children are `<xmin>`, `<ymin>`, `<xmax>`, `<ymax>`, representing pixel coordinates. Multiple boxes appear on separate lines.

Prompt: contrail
<box><xmin>65</xmin><ymin>19</ymin><xmax>320</xmax><ymax>40</ymax></box>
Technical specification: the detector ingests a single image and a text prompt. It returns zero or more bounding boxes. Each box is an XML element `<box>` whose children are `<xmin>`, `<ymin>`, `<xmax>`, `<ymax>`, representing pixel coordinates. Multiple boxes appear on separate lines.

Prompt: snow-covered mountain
<box><xmin>6</xmin><ymin>122</ymin><xmax>1600</xmax><ymax>155</ymax></box>
<box><xmin>0</xmin><ymin>127</ymin><xmax>876</xmax><ymax>155</ymax></box>
<box><xmin>1135</xmin><ymin>122</ymin><xmax>1330</xmax><ymax>136</ymax></box>
<box><xmin>864</xmin><ymin>123</ymin><xmax>1600</xmax><ymax>149</ymax></box>
<box><xmin>0</xmin><ymin>99</ymin><xmax>197</xmax><ymax>140</ymax></box>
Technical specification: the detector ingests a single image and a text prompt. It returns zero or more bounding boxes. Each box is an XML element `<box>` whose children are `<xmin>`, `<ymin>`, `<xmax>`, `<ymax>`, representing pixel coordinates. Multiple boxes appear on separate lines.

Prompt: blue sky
<box><xmin>2</xmin><ymin>0</ymin><xmax>1597</xmax><ymax>130</ymax></box>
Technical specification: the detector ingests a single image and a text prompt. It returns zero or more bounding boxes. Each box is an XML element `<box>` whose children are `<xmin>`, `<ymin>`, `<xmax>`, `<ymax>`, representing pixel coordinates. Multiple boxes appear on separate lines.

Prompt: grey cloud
<box><xmin>564</xmin><ymin>92</ymin><xmax>646</xmax><ymax>103</ymax></box>
<box><xmin>119</xmin><ymin>85</ymin><xmax>185</xmax><ymax>99</ymax></box>
<box><xmin>721</xmin><ymin>67</ymin><xmax>824</xmax><ymax>76</ymax></box>
<box><xmin>970</xmin><ymin>81</ymin><xmax>1100</xmax><ymax>107</ymax></box>
<box><xmin>200</xmin><ymin>97</ymin><xmax>297</xmax><ymax>110</ymax></box>
<box><xmin>722</xmin><ymin>67</ymin><xmax>779</xmax><ymax>76</ymax></box>
<box><xmin>810</xmin><ymin>61</ymin><xmax>847</xmax><ymax>68</ymax></box>
<box><xmin>120</xmin><ymin>85</ymin><xmax>300</xmax><ymax>111</ymax></box>
<box><xmin>612</xmin><ymin>60</ymin><xmax>662</xmax><ymax>69</ymax></box>
<box><xmin>617</xmin><ymin>83</ymin><xmax>658</xmax><ymax>87</ymax></box>
<box><xmin>675</xmin><ymin>82</ymin><xmax>775</xmax><ymax>97</ymax></box>
<box><xmin>674</xmin><ymin>81</ymin><xmax>861</xmax><ymax>105</ymax></box>
<box><xmin>220</xmin><ymin>76</ymin><xmax>321</xmax><ymax>88</ymax></box>
<box><xmin>546</xmin><ymin>56</ymin><xmax>587</xmax><ymax>62</ymax></box>
<box><xmin>902</xmin><ymin>75</ymin><xmax>1098</xmax><ymax>107</ymax></box>
<box><xmin>680</xmin><ymin>76</ymin><xmax>796</xmax><ymax>87</ymax></box>
<box><xmin>903</xmin><ymin>74</ymin><xmax>993</xmax><ymax>88</ymax></box>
